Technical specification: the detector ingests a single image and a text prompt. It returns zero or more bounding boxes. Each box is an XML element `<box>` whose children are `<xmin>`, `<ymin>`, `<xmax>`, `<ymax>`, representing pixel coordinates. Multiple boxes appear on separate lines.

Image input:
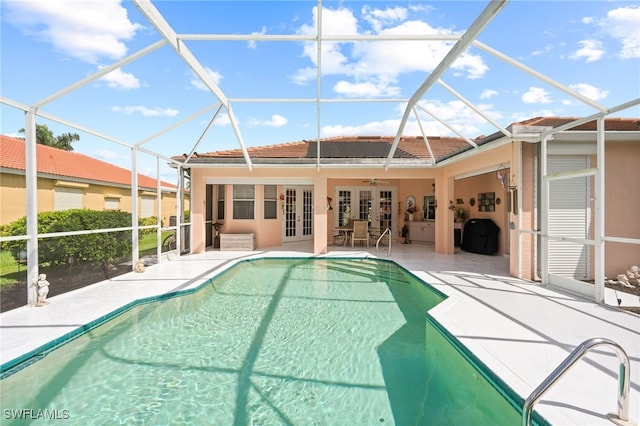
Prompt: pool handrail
<box><xmin>521</xmin><ymin>337</ymin><xmax>633</xmax><ymax>426</ymax></box>
<box><xmin>376</xmin><ymin>226</ymin><xmax>391</xmax><ymax>256</ymax></box>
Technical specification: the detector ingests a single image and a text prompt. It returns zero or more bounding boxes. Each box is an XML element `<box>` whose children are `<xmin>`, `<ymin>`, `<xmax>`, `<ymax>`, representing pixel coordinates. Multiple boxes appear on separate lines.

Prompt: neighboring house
<box><xmin>0</xmin><ymin>135</ymin><xmax>188</xmax><ymax>226</ymax></box>
<box><xmin>176</xmin><ymin>117</ymin><xmax>639</xmax><ymax>285</ymax></box>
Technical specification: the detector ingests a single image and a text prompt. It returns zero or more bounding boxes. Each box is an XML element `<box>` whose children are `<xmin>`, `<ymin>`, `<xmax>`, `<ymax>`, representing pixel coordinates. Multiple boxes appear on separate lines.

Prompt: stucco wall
<box><xmin>603</xmin><ymin>141</ymin><xmax>640</xmax><ymax>277</ymax></box>
<box><xmin>519</xmin><ymin>143</ymin><xmax>537</xmax><ymax>280</ymax></box>
<box><xmin>187</xmin><ymin>138</ymin><xmax>638</xmax><ymax>282</ymax></box>
<box><xmin>326</xmin><ymin>177</ymin><xmax>434</xmax><ymax>244</ymax></box>
<box><xmin>455</xmin><ymin>169</ymin><xmax>510</xmax><ymax>256</ymax></box>
<box><xmin>0</xmin><ymin>172</ymin><xmax>182</xmax><ymax>226</ymax></box>
<box><xmin>190</xmin><ymin>167</ymin><xmax>444</xmax><ymax>253</ymax></box>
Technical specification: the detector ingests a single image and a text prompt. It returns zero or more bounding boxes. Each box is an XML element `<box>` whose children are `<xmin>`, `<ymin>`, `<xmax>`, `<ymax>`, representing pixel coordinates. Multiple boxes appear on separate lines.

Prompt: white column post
<box><xmin>540</xmin><ymin>135</ymin><xmax>550</xmax><ymax>287</ymax></box>
<box><xmin>594</xmin><ymin>117</ymin><xmax>605</xmax><ymax>303</ymax></box>
<box><xmin>25</xmin><ymin>108</ymin><xmax>38</xmax><ymax>306</ymax></box>
<box><xmin>131</xmin><ymin>147</ymin><xmax>140</xmax><ymax>269</ymax></box>
<box><xmin>175</xmin><ymin>166</ymin><xmax>183</xmax><ymax>256</ymax></box>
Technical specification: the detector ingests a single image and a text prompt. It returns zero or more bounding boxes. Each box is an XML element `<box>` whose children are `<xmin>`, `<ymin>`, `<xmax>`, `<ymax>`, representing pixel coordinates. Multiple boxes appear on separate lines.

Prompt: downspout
<box><xmin>25</xmin><ymin>108</ymin><xmax>38</xmax><ymax>306</ymax></box>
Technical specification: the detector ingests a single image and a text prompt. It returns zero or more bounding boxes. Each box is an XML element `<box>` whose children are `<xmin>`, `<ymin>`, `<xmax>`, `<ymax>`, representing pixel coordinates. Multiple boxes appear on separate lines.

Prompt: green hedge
<box><xmin>2</xmin><ymin>209</ymin><xmax>137</xmax><ymax>266</ymax></box>
<box><xmin>139</xmin><ymin>216</ymin><xmax>158</xmax><ymax>235</ymax></box>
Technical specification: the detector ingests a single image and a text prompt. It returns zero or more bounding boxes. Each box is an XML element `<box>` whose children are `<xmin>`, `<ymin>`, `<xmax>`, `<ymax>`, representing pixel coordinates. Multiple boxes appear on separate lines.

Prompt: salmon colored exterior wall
<box><xmin>325</xmin><ymin>177</ymin><xmax>434</xmax><ymax>240</ymax></box>
<box><xmin>190</xmin><ymin>159</ymin><xmax>512</xmax><ymax>259</ymax></box>
<box><xmin>519</xmin><ymin>143</ymin><xmax>537</xmax><ymax>280</ymax></box>
<box><xmin>454</xmin><ymin>169</ymin><xmax>510</xmax><ymax>256</ymax></box>
<box><xmin>190</xmin><ymin>167</ymin><xmax>445</xmax><ymax>254</ymax></box>
<box><xmin>603</xmin><ymin>142</ymin><xmax>640</xmax><ymax>278</ymax></box>
<box><xmin>0</xmin><ymin>173</ymin><xmax>185</xmax><ymax>226</ymax></box>
<box><xmin>189</xmin><ymin>137</ymin><xmax>639</xmax><ymax>283</ymax></box>
<box><xmin>513</xmin><ymin>140</ymin><xmax>640</xmax><ymax>281</ymax></box>
<box><xmin>432</xmin><ymin>143</ymin><xmax>515</xmax><ymax>260</ymax></box>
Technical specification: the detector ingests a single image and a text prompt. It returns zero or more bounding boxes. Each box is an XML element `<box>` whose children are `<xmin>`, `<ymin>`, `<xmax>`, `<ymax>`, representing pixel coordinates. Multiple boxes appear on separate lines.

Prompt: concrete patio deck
<box><xmin>1</xmin><ymin>241</ymin><xmax>638</xmax><ymax>425</ymax></box>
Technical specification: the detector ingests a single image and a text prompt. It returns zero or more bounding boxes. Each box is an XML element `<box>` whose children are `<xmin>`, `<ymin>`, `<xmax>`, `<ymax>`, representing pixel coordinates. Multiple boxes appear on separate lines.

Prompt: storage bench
<box><xmin>220</xmin><ymin>233</ymin><xmax>255</xmax><ymax>251</ymax></box>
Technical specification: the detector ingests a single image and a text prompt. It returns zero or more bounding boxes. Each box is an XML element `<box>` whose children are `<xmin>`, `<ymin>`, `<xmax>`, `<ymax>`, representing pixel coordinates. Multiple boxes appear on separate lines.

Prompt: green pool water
<box><xmin>1</xmin><ymin>258</ymin><xmax>531</xmax><ymax>425</ymax></box>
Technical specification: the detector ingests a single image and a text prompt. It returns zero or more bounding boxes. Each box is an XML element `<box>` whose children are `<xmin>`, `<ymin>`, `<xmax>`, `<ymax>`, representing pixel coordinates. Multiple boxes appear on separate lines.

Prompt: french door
<box><xmin>336</xmin><ymin>186</ymin><xmax>395</xmax><ymax>234</ymax></box>
<box><xmin>282</xmin><ymin>186</ymin><xmax>313</xmax><ymax>242</ymax></box>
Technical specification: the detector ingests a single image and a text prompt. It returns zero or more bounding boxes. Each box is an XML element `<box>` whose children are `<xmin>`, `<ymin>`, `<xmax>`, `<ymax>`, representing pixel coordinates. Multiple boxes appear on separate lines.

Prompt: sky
<box><xmin>1</xmin><ymin>0</ymin><xmax>639</xmax><ymax>181</ymax></box>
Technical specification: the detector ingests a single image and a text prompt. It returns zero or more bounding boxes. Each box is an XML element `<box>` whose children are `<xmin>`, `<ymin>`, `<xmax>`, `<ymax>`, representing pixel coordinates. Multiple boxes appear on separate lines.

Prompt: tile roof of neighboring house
<box><xmin>177</xmin><ymin>117</ymin><xmax>639</xmax><ymax>165</ymax></box>
<box><xmin>0</xmin><ymin>135</ymin><xmax>176</xmax><ymax>190</ymax></box>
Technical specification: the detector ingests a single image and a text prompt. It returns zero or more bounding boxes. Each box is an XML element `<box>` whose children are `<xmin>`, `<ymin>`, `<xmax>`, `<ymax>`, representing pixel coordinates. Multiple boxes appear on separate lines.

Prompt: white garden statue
<box><xmin>35</xmin><ymin>273</ymin><xmax>50</xmax><ymax>306</ymax></box>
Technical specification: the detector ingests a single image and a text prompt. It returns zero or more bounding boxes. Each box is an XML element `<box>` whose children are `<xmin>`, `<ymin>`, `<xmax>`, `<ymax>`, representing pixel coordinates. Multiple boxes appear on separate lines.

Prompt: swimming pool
<box><xmin>1</xmin><ymin>258</ymin><xmax>543</xmax><ymax>425</ymax></box>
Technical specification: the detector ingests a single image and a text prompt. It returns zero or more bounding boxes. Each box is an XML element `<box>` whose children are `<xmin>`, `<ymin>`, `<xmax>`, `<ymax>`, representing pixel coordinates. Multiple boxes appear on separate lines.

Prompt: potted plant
<box><xmin>449</xmin><ymin>200</ymin><xmax>466</xmax><ymax>222</ymax></box>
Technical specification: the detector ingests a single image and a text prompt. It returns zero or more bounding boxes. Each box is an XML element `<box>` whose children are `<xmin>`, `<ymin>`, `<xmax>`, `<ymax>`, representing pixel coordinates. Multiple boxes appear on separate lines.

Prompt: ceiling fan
<box><xmin>363</xmin><ymin>178</ymin><xmax>390</xmax><ymax>185</ymax></box>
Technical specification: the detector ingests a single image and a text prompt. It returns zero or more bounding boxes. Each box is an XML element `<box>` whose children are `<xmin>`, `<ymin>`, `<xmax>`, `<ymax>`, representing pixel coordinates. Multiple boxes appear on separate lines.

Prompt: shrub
<box><xmin>138</xmin><ymin>216</ymin><xmax>158</xmax><ymax>235</ymax></box>
<box><xmin>3</xmin><ymin>209</ymin><xmax>132</xmax><ymax>266</ymax></box>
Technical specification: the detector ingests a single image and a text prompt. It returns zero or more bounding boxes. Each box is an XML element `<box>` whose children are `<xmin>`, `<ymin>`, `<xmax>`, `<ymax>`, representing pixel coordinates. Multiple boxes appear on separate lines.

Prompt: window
<box><xmin>104</xmin><ymin>196</ymin><xmax>120</xmax><ymax>210</ymax></box>
<box><xmin>233</xmin><ymin>185</ymin><xmax>254</xmax><ymax>219</ymax></box>
<box><xmin>264</xmin><ymin>185</ymin><xmax>277</xmax><ymax>219</ymax></box>
<box><xmin>54</xmin><ymin>186</ymin><xmax>83</xmax><ymax>211</ymax></box>
<box><xmin>141</xmin><ymin>195</ymin><xmax>155</xmax><ymax>218</ymax></box>
<box><xmin>217</xmin><ymin>184</ymin><xmax>225</xmax><ymax>220</ymax></box>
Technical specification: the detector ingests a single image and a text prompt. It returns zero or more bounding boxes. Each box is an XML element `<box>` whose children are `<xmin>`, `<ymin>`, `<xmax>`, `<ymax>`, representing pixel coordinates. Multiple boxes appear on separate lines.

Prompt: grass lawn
<box><xmin>0</xmin><ymin>250</ymin><xmax>27</xmax><ymax>287</ymax></box>
<box><xmin>0</xmin><ymin>232</ymin><xmax>173</xmax><ymax>287</ymax></box>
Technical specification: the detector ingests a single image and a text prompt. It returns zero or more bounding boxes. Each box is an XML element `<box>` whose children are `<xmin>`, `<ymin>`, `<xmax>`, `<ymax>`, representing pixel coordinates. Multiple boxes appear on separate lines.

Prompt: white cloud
<box><xmin>415</xmin><ymin>100</ymin><xmax>502</xmax><ymax>134</ymax></box>
<box><xmin>111</xmin><ymin>106</ymin><xmax>179</xmax><ymax>117</ymax></box>
<box><xmin>248</xmin><ymin>26</ymin><xmax>267</xmax><ymax>49</ymax></box>
<box><xmin>249</xmin><ymin>114</ymin><xmax>288</xmax><ymax>127</ymax></box>
<box><xmin>99</xmin><ymin>67</ymin><xmax>141</xmax><ymax>90</ymax></box>
<box><xmin>569</xmin><ymin>83</ymin><xmax>609</xmax><ymax>101</ymax></box>
<box><xmin>569</xmin><ymin>40</ymin><xmax>605</xmax><ymax>62</ymax></box>
<box><xmin>321</xmin><ymin>99</ymin><xmax>500</xmax><ymax>139</ymax></box>
<box><xmin>522</xmin><ymin>87</ymin><xmax>552</xmax><ymax>104</ymax></box>
<box><xmin>361</xmin><ymin>5</ymin><xmax>408</xmax><ymax>33</ymax></box>
<box><xmin>333</xmin><ymin>79</ymin><xmax>401</xmax><ymax>98</ymax></box>
<box><xmin>510</xmin><ymin>109</ymin><xmax>555</xmax><ymax>123</ymax></box>
<box><xmin>599</xmin><ymin>6</ymin><xmax>640</xmax><ymax>59</ymax></box>
<box><xmin>480</xmin><ymin>89</ymin><xmax>498</xmax><ymax>99</ymax></box>
<box><xmin>321</xmin><ymin>119</ymin><xmax>413</xmax><ymax>137</ymax></box>
<box><xmin>201</xmin><ymin>113</ymin><xmax>232</xmax><ymax>127</ymax></box>
<box><xmin>4</xmin><ymin>0</ymin><xmax>141</xmax><ymax>64</ymax></box>
<box><xmin>530</xmin><ymin>44</ymin><xmax>553</xmax><ymax>57</ymax></box>
<box><xmin>295</xmin><ymin>6</ymin><xmax>357</xmax><ymax>76</ymax></box>
<box><xmin>292</xmin><ymin>5</ymin><xmax>488</xmax><ymax>90</ymax></box>
<box><xmin>191</xmin><ymin>67</ymin><xmax>223</xmax><ymax>91</ymax></box>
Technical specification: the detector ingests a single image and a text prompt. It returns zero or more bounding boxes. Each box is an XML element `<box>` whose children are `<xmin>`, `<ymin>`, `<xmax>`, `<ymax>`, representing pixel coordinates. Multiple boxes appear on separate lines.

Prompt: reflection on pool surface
<box><xmin>1</xmin><ymin>258</ymin><xmax>535</xmax><ymax>425</ymax></box>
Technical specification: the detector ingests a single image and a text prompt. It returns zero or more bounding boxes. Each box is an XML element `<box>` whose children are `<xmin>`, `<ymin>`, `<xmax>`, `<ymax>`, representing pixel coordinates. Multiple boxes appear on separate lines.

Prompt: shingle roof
<box><xmin>0</xmin><ymin>135</ymin><xmax>176</xmax><ymax>190</ymax></box>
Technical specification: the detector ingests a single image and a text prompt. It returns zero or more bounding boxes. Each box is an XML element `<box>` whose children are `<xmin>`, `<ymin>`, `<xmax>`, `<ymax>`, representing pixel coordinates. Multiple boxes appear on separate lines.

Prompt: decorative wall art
<box><xmin>477</xmin><ymin>192</ymin><xmax>496</xmax><ymax>212</ymax></box>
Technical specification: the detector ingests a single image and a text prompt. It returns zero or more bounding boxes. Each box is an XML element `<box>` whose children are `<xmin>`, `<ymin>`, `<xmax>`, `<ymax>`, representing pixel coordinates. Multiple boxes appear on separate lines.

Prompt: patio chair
<box><xmin>351</xmin><ymin>220</ymin><xmax>369</xmax><ymax>247</ymax></box>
